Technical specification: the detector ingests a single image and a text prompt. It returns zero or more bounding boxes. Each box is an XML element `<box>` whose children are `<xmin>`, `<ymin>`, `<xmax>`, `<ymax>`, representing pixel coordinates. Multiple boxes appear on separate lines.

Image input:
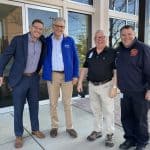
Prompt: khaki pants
<box><xmin>89</xmin><ymin>81</ymin><xmax>115</xmax><ymax>135</ymax></box>
<box><xmin>47</xmin><ymin>72</ymin><xmax>73</xmax><ymax>129</ymax></box>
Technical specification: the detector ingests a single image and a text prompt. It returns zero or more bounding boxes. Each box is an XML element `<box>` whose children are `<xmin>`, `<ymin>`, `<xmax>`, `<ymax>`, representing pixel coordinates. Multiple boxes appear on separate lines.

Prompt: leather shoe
<box><xmin>134</xmin><ymin>145</ymin><xmax>145</xmax><ymax>150</ymax></box>
<box><xmin>15</xmin><ymin>136</ymin><xmax>23</xmax><ymax>148</ymax></box>
<box><xmin>50</xmin><ymin>128</ymin><xmax>58</xmax><ymax>138</ymax></box>
<box><xmin>119</xmin><ymin>140</ymin><xmax>136</xmax><ymax>149</ymax></box>
<box><xmin>32</xmin><ymin>131</ymin><xmax>45</xmax><ymax>138</ymax></box>
<box><xmin>66</xmin><ymin>129</ymin><xmax>78</xmax><ymax>138</ymax></box>
<box><xmin>87</xmin><ymin>131</ymin><xmax>102</xmax><ymax>141</ymax></box>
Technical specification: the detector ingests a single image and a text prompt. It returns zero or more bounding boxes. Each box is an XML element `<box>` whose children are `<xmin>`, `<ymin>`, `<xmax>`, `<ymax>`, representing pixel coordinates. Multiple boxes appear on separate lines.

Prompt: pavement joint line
<box><xmin>10</xmin><ymin>112</ymin><xmax>45</xmax><ymax>150</ymax></box>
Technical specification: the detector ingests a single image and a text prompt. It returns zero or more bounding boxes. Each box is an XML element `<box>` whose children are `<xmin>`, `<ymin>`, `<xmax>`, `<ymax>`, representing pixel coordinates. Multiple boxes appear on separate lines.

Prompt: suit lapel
<box><xmin>23</xmin><ymin>33</ymin><xmax>28</xmax><ymax>63</ymax></box>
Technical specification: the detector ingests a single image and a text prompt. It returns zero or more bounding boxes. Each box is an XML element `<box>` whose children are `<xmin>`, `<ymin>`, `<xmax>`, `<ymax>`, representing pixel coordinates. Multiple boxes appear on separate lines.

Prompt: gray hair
<box><xmin>52</xmin><ymin>17</ymin><xmax>65</xmax><ymax>25</ymax></box>
<box><xmin>94</xmin><ymin>29</ymin><xmax>106</xmax><ymax>39</ymax></box>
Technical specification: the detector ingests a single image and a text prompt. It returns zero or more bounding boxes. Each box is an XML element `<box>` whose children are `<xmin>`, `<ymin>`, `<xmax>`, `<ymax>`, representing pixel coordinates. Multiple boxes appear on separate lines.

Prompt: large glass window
<box><xmin>109</xmin><ymin>18</ymin><xmax>126</xmax><ymax>47</ymax></box>
<box><xmin>109</xmin><ymin>0</ymin><xmax>139</xmax><ymax>14</ymax></box>
<box><xmin>68</xmin><ymin>11</ymin><xmax>91</xmax><ymax>96</ymax></box>
<box><xmin>145</xmin><ymin>0</ymin><xmax>150</xmax><ymax>44</ymax></box>
<box><xmin>0</xmin><ymin>4</ymin><xmax>23</xmax><ymax>107</ymax></box>
<box><xmin>68</xmin><ymin>11</ymin><xmax>91</xmax><ymax>65</ymax></box>
<box><xmin>26</xmin><ymin>5</ymin><xmax>59</xmax><ymax>100</ymax></box>
<box><xmin>109</xmin><ymin>0</ymin><xmax>126</xmax><ymax>12</ymax></box>
<box><xmin>71</xmin><ymin>0</ymin><xmax>93</xmax><ymax>5</ymax></box>
<box><xmin>26</xmin><ymin>5</ymin><xmax>59</xmax><ymax>37</ymax></box>
<box><xmin>109</xmin><ymin>18</ymin><xmax>137</xmax><ymax>47</ymax></box>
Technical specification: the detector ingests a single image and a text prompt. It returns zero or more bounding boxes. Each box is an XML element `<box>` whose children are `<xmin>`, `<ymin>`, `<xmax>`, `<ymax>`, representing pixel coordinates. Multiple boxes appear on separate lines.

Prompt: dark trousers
<box><xmin>120</xmin><ymin>91</ymin><xmax>149</xmax><ymax>146</ymax></box>
<box><xmin>12</xmin><ymin>74</ymin><xmax>40</xmax><ymax>136</ymax></box>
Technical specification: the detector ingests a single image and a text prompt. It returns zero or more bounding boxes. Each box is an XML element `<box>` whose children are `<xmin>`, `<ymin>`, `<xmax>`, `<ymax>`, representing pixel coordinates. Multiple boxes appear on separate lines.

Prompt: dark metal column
<box><xmin>138</xmin><ymin>0</ymin><xmax>146</xmax><ymax>42</ymax></box>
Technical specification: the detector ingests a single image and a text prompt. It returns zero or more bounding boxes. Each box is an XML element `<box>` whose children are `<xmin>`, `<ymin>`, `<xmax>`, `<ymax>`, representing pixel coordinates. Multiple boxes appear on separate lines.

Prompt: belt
<box><xmin>23</xmin><ymin>72</ymin><xmax>36</xmax><ymax>77</ymax></box>
<box><xmin>53</xmin><ymin>71</ymin><xmax>64</xmax><ymax>73</ymax></box>
<box><xmin>90</xmin><ymin>79</ymin><xmax>111</xmax><ymax>86</ymax></box>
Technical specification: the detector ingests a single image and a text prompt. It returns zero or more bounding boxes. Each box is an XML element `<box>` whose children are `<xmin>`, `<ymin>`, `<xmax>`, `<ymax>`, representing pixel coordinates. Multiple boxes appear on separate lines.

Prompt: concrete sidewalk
<box><xmin>0</xmin><ymin>100</ymin><xmax>149</xmax><ymax>150</ymax></box>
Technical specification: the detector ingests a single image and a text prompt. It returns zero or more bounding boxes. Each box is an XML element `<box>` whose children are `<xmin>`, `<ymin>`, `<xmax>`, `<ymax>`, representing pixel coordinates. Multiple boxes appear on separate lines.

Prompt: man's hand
<box><xmin>109</xmin><ymin>86</ymin><xmax>117</xmax><ymax>98</ymax></box>
<box><xmin>0</xmin><ymin>77</ymin><xmax>4</xmax><ymax>87</ymax></box>
<box><xmin>145</xmin><ymin>90</ymin><xmax>150</xmax><ymax>101</ymax></box>
<box><xmin>72</xmin><ymin>78</ymin><xmax>78</xmax><ymax>85</ymax></box>
<box><xmin>77</xmin><ymin>82</ymin><xmax>83</xmax><ymax>93</ymax></box>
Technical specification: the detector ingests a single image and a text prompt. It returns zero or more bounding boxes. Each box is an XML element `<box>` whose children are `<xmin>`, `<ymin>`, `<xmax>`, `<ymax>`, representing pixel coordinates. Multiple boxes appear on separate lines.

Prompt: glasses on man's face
<box><xmin>53</xmin><ymin>24</ymin><xmax>65</xmax><ymax>29</ymax></box>
<box><xmin>32</xmin><ymin>25</ymin><xmax>43</xmax><ymax>31</ymax></box>
<box><xmin>95</xmin><ymin>36</ymin><xmax>106</xmax><ymax>40</ymax></box>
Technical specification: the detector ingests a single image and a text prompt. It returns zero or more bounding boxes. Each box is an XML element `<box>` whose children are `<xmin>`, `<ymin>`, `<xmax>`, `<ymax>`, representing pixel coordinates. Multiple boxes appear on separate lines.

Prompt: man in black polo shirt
<box><xmin>77</xmin><ymin>29</ymin><xmax>117</xmax><ymax>147</ymax></box>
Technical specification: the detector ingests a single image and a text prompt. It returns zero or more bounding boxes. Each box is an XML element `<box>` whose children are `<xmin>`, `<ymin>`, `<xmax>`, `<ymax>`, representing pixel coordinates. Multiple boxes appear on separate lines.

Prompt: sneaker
<box><xmin>105</xmin><ymin>134</ymin><xmax>114</xmax><ymax>147</ymax></box>
<box><xmin>87</xmin><ymin>131</ymin><xmax>102</xmax><ymax>141</ymax></box>
<box><xmin>50</xmin><ymin>128</ymin><xmax>58</xmax><ymax>138</ymax></box>
<box><xmin>66</xmin><ymin>129</ymin><xmax>78</xmax><ymax>138</ymax></box>
<box><xmin>119</xmin><ymin>140</ymin><xmax>136</xmax><ymax>149</ymax></box>
<box><xmin>134</xmin><ymin>145</ymin><xmax>146</xmax><ymax>150</ymax></box>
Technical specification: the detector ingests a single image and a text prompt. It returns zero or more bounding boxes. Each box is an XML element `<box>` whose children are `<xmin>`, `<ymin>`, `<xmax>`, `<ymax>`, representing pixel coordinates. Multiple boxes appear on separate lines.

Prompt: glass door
<box><xmin>0</xmin><ymin>2</ymin><xmax>23</xmax><ymax>108</ymax></box>
<box><xmin>25</xmin><ymin>4</ymin><xmax>59</xmax><ymax>101</ymax></box>
<box><xmin>0</xmin><ymin>2</ymin><xmax>59</xmax><ymax>108</ymax></box>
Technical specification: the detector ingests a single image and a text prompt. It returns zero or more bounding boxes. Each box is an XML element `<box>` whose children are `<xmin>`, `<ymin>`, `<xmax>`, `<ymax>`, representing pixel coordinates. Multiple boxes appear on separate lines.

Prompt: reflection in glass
<box><xmin>71</xmin><ymin>0</ymin><xmax>93</xmax><ymax>5</ymax></box>
<box><xmin>109</xmin><ymin>18</ymin><xmax>126</xmax><ymax>47</ymax></box>
<box><xmin>128</xmin><ymin>0</ymin><xmax>136</xmax><ymax>14</ymax></box>
<box><xmin>109</xmin><ymin>0</ymin><xmax>126</xmax><ymax>12</ymax></box>
<box><xmin>109</xmin><ymin>0</ymin><xmax>139</xmax><ymax>14</ymax></box>
<box><xmin>28</xmin><ymin>8</ymin><xmax>58</xmax><ymax>37</ymax></box>
<box><xmin>28</xmin><ymin>8</ymin><xmax>59</xmax><ymax>100</ymax></box>
<box><xmin>68</xmin><ymin>12</ymin><xmax>91</xmax><ymax>97</ymax></box>
<box><xmin>145</xmin><ymin>0</ymin><xmax>150</xmax><ymax>45</ymax></box>
<box><xmin>68</xmin><ymin>11</ymin><xmax>91</xmax><ymax>65</ymax></box>
<box><xmin>0</xmin><ymin>4</ymin><xmax>23</xmax><ymax>107</ymax></box>
<box><xmin>109</xmin><ymin>18</ymin><xmax>138</xmax><ymax>47</ymax></box>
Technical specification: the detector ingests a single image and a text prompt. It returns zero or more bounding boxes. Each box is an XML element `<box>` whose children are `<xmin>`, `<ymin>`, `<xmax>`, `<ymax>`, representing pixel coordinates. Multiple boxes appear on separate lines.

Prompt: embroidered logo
<box><xmin>88</xmin><ymin>52</ymin><xmax>93</xmax><ymax>58</ymax></box>
<box><xmin>130</xmin><ymin>48</ymin><xmax>138</xmax><ymax>56</ymax></box>
<box><xmin>64</xmin><ymin>44</ymin><xmax>70</xmax><ymax>48</ymax></box>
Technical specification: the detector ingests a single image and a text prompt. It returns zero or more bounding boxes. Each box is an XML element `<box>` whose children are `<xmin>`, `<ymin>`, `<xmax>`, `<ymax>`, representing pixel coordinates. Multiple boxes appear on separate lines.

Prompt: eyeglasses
<box><xmin>32</xmin><ymin>25</ymin><xmax>43</xmax><ymax>31</ymax></box>
<box><xmin>53</xmin><ymin>24</ymin><xmax>65</xmax><ymax>29</ymax></box>
<box><xmin>95</xmin><ymin>36</ymin><xmax>106</xmax><ymax>39</ymax></box>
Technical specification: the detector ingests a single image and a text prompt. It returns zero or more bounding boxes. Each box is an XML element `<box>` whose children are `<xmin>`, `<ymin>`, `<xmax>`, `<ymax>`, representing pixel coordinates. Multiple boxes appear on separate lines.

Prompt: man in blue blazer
<box><xmin>0</xmin><ymin>19</ymin><xmax>46</xmax><ymax>148</ymax></box>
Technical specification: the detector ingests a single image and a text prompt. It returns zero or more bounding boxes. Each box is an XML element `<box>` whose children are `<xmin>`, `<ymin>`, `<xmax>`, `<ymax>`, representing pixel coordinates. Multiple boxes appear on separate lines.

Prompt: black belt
<box><xmin>53</xmin><ymin>71</ymin><xmax>64</xmax><ymax>73</ymax></box>
<box><xmin>90</xmin><ymin>79</ymin><xmax>111</xmax><ymax>86</ymax></box>
<box><xmin>23</xmin><ymin>72</ymin><xmax>36</xmax><ymax>77</ymax></box>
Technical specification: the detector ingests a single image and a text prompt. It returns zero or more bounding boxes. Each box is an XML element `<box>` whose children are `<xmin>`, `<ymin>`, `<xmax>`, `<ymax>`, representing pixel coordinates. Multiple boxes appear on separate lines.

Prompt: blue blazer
<box><xmin>0</xmin><ymin>33</ymin><xmax>47</xmax><ymax>87</ymax></box>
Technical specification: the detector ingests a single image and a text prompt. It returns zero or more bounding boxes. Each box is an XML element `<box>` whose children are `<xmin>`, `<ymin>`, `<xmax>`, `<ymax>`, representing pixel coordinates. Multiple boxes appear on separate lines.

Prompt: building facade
<box><xmin>0</xmin><ymin>0</ymin><xmax>141</xmax><ymax>110</ymax></box>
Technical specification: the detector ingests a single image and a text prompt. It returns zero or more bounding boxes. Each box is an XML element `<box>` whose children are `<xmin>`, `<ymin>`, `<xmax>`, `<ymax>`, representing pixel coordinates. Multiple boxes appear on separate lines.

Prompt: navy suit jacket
<box><xmin>0</xmin><ymin>33</ymin><xmax>47</xmax><ymax>87</ymax></box>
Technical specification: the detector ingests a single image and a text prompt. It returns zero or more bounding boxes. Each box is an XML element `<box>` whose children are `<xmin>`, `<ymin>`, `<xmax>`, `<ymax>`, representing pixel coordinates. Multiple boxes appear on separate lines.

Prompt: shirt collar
<box><xmin>52</xmin><ymin>34</ymin><xmax>63</xmax><ymax>41</ymax></box>
<box><xmin>28</xmin><ymin>33</ymin><xmax>39</xmax><ymax>43</ymax></box>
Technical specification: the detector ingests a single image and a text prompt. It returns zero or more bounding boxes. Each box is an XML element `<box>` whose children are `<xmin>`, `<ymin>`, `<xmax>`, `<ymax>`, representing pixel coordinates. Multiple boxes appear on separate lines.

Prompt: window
<box><xmin>109</xmin><ymin>18</ymin><xmax>126</xmax><ymax>47</ymax></box>
<box><xmin>109</xmin><ymin>0</ymin><xmax>139</xmax><ymax>14</ymax></box>
<box><xmin>109</xmin><ymin>0</ymin><xmax>126</xmax><ymax>12</ymax></box>
<box><xmin>68</xmin><ymin>11</ymin><xmax>92</xmax><ymax>65</ymax></box>
<box><xmin>68</xmin><ymin>11</ymin><xmax>91</xmax><ymax>97</ymax></box>
<box><xmin>71</xmin><ymin>0</ymin><xmax>93</xmax><ymax>5</ymax></box>
<box><xmin>0</xmin><ymin>3</ymin><xmax>23</xmax><ymax>107</ymax></box>
<box><xmin>26</xmin><ymin>5</ymin><xmax>59</xmax><ymax>37</ymax></box>
<box><xmin>26</xmin><ymin>5</ymin><xmax>59</xmax><ymax>100</ymax></box>
<box><xmin>145</xmin><ymin>0</ymin><xmax>150</xmax><ymax>44</ymax></box>
<box><xmin>109</xmin><ymin>18</ymin><xmax>137</xmax><ymax>47</ymax></box>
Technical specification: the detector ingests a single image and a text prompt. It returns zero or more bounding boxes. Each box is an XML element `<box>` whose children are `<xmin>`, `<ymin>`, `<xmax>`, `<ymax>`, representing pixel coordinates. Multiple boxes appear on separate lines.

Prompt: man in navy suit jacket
<box><xmin>0</xmin><ymin>19</ymin><xmax>46</xmax><ymax>148</ymax></box>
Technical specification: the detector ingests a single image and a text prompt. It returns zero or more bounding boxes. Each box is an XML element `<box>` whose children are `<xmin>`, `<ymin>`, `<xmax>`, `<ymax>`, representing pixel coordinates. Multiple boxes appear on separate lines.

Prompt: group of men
<box><xmin>0</xmin><ymin>17</ymin><xmax>150</xmax><ymax>150</ymax></box>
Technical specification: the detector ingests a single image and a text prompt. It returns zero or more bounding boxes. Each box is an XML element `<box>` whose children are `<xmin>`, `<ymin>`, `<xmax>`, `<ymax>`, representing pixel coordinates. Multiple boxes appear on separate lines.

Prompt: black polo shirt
<box><xmin>83</xmin><ymin>47</ymin><xmax>116</xmax><ymax>82</ymax></box>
